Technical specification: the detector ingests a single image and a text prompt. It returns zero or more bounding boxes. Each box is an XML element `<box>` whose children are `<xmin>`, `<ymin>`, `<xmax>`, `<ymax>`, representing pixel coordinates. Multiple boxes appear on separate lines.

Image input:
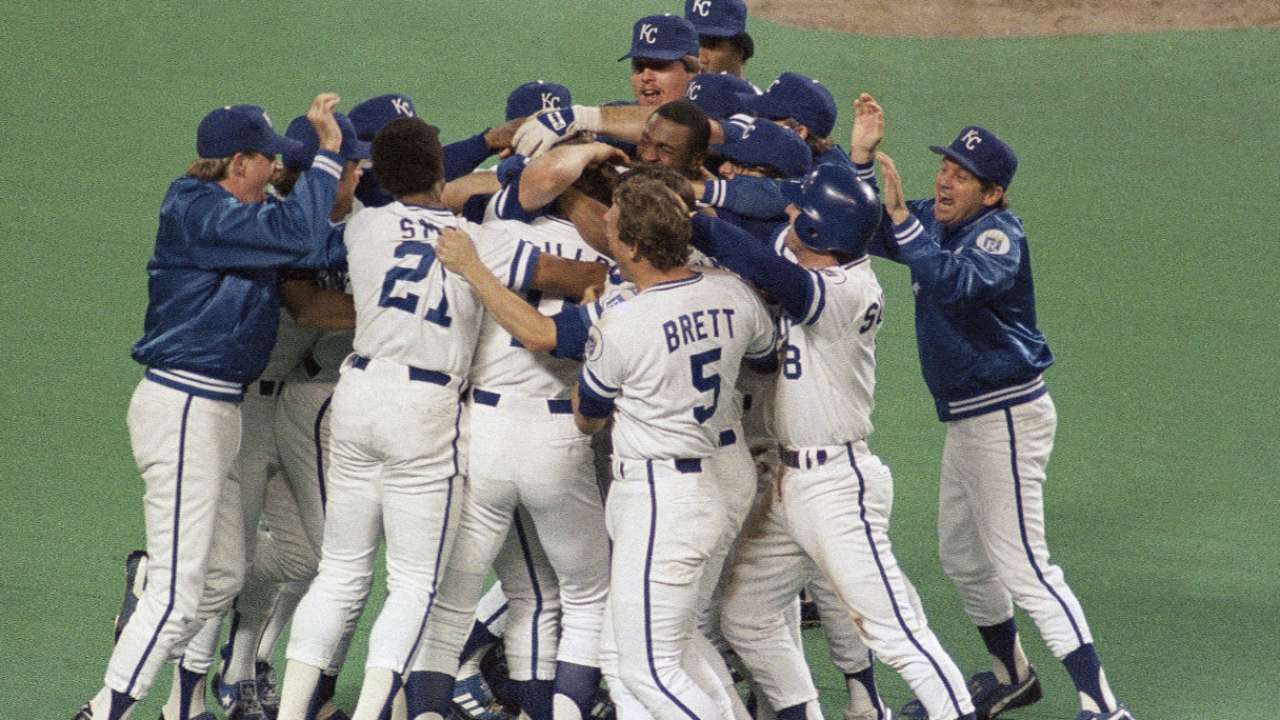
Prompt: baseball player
<box><xmin>571</xmin><ymin>170</ymin><xmax>777</xmax><ymax>720</ymax></box>
<box><xmin>859</xmin><ymin>93</ymin><xmax>1133</xmax><ymax>720</ymax></box>
<box><xmin>72</xmin><ymin>95</ymin><xmax>348</xmax><ymax>720</ymax></box>
<box><xmin>274</xmin><ymin>117</ymin><xmax>605</xmax><ymax>720</ymax></box>
<box><xmin>690</xmin><ymin>162</ymin><xmax>978</xmax><ymax>720</ymax></box>
<box><xmin>683</xmin><ymin>0</ymin><xmax>755</xmax><ymax>80</ymax></box>
<box><xmin>621</xmin><ymin>14</ymin><xmax>700</xmax><ymax>107</ymax></box>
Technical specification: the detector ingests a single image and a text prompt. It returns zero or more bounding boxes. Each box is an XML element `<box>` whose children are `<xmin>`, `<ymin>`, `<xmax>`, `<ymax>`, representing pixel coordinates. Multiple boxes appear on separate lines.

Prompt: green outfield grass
<box><xmin>2</xmin><ymin>2</ymin><xmax>1276</xmax><ymax>717</ymax></box>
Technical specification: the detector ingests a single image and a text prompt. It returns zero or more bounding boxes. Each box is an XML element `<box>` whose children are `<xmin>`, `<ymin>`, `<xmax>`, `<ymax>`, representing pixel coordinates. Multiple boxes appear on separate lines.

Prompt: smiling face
<box><xmin>933</xmin><ymin>157</ymin><xmax>1003</xmax><ymax>227</ymax></box>
<box><xmin>630</xmin><ymin>58</ymin><xmax>694</xmax><ymax>107</ymax></box>
<box><xmin>636</xmin><ymin>114</ymin><xmax>701</xmax><ymax>177</ymax></box>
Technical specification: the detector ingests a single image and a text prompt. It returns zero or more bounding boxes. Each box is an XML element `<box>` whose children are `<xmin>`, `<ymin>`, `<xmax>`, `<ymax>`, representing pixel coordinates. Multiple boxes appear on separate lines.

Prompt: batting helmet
<box><xmin>781</xmin><ymin>163</ymin><xmax>881</xmax><ymax>257</ymax></box>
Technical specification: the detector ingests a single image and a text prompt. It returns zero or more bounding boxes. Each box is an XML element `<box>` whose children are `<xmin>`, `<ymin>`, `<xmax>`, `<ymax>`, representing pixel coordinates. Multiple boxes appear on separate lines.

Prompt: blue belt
<box><xmin>470</xmin><ymin>388</ymin><xmax>572</xmax><ymax>415</ymax></box>
<box><xmin>350</xmin><ymin>354</ymin><xmax>450</xmax><ymax>386</ymax></box>
<box><xmin>780</xmin><ymin>448</ymin><xmax>828</xmax><ymax>469</ymax></box>
<box><xmin>718</xmin><ymin>429</ymin><xmax>737</xmax><ymax>447</ymax></box>
<box><xmin>258</xmin><ymin>380</ymin><xmax>285</xmax><ymax>397</ymax></box>
<box><xmin>675</xmin><ymin>458</ymin><xmax>702</xmax><ymax>473</ymax></box>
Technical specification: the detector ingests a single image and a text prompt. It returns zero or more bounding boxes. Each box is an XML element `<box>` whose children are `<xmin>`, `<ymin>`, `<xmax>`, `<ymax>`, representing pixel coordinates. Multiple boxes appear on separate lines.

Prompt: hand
<box><xmin>307</xmin><ymin>93</ymin><xmax>342</xmax><ymax>153</ymax></box>
<box><xmin>875</xmin><ymin>152</ymin><xmax>910</xmax><ymax>225</ymax></box>
<box><xmin>513</xmin><ymin>106</ymin><xmax>601</xmax><ymax>159</ymax></box>
<box><xmin>483</xmin><ymin>116</ymin><xmax>526</xmax><ymax>153</ymax></box>
<box><xmin>850</xmin><ymin>93</ymin><xmax>883</xmax><ymax>164</ymax></box>
<box><xmin>436</xmin><ymin>227</ymin><xmax>482</xmax><ymax>277</ymax></box>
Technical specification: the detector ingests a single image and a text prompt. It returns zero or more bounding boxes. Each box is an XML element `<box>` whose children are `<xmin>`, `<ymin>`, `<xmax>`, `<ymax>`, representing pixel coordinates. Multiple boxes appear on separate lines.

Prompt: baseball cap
<box><xmin>348</xmin><ymin>94</ymin><xmax>417</xmax><ymax>141</ymax></box>
<box><xmin>684</xmin><ymin>0</ymin><xmax>747</xmax><ymax>37</ymax></box>
<box><xmin>619</xmin><ymin>14</ymin><xmax>699</xmax><ymax>62</ymax></box>
<box><xmin>506</xmin><ymin>81</ymin><xmax>572</xmax><ymax>121</ymax></box>
<box><xmin>281</xmin><ymin>112</ymin><xmax>371</xmax><ymax>171</ymax></box>
<box><xmin>716</xmin><ymin>121</ymin><xmax>812</xmax><ymax>178</ymax></box>
<box><xmin>738</xmin><ymin>72</ymin><xmax>837</xmax><ymax>138</ymax></box>
<box><xmin>685</xmin><ymin>73</ymin><xmax>755</xmax><ymax>118</ymax></box>
<box><xmin>929</xmin><ymin>126</ymin><xmax>1018</xmax><ymax>189</ymax></box>
<box><xmin>196</xmin><ymin>105</ymin><xmax>302</xmax><ymax>159</ymax></box>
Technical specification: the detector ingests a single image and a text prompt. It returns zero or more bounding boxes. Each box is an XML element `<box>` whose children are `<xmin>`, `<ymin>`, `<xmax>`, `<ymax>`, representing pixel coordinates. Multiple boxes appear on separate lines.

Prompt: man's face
<box><xmin>238</xmin><ymin>151</ymin><xmax>279</xmax><ymax>202</ymax></box>
<box><xmin>698</xmin><ymin>37</ymin><xmax>742</xmax><ymax>75</ymax></box>
<box><xmin>637</xmin><ymin>115</ymin><xmax>700</xmax><ymax>177</ymax></box>
<box><xmin>933</xmin><ymin>157</ymin><xmax>1000</xmax><ymax>227</ymax></box>
<box><xmin>630</xmin><ymin>58</ymin><xmax>694</xmax><ymax>107</ymax></box>
<box><xmin>332</xmin><ymin>160</ymin><xmax>364</xmax><ymax>221</ymax></box>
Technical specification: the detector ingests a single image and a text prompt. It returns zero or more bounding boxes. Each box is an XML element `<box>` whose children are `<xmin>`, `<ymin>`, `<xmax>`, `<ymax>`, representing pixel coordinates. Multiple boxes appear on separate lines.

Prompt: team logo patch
<box><xmin>975</xmin><ymin>229</ymin><xmax>1010</xmax><ymax>255</ymax></box>
<box><xmin>585</xmin><ymin>325</ymin><xmax>604</xmax><ymax>361</ymax></box>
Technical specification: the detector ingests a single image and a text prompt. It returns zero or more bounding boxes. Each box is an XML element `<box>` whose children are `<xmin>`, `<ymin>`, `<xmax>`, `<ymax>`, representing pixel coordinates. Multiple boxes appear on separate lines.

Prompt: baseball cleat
<box><xmin>1073</xmin><ymin>705</ymin><xmax>1133</xmax><ymax>720</ymax></box>
<box><xmin>799</xmin><ymin>596</ymin><xmax>822</xmax><ymax>629</ymax></box>
<box><xmin>72</xmin><ymin>704</ymin><xmax>93</xmax><ymax>720</ymax></box>
<box><xmin>113</xmin><ymin>550</ymin><xmax>149</xmax><ymax>643</ymax></box>
<box><xmin>224</xmin><ymin>678</ymin><xmax>268</xmax><ymax>720</ymax></box>
<box><xmin>967</xmin><ymin>667</ymin><xmax>1042</xmax><ymax>719</ymax></box>
<box><xmin>590</xmin><ymin>684</ymin><xmax>616</xmax><ymax>720</ymax></box>
<box><xmin>255</xmin><ymin>660</ymin><xmax>281</xmax><ymax>719</ymax></box>
<box><xmin>316</xmin><ymin>704</ymin><xmax>350</xmax><ymax>720</ymax></box>
<box><xmin>452</xmin><ymin>674</ymin><xmax>513</xmax><ymax>720</ymax></box>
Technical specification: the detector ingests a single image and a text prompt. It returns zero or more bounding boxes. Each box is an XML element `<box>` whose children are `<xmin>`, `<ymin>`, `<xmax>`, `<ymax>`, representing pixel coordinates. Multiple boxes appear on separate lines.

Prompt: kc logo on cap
<box><xmin>640</xmin><ymin>23</ymin><xmax>658</xmax><ymax>43</ymax></box>
<box><xmin>961</xmin><ymin>128</ymin><xmax>982</xmax><ymax>150</ymax></box>
<box><xmin>691</xmin><ymin>0</ymin><xmax>712</xmax><ymax>16</ymax></box>
<box><xmin>391</xmin><ymin>97</ymin><xmax>414</xmax><ymax>117</ymax></box>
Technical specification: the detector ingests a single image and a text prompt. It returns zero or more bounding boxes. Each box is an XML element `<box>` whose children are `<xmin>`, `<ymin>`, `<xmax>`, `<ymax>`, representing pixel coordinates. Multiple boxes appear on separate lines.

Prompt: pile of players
<box><xmin>72</xmin><ymin>3</ymin><xmax>1135</xmax><ymax>720</ymax></box>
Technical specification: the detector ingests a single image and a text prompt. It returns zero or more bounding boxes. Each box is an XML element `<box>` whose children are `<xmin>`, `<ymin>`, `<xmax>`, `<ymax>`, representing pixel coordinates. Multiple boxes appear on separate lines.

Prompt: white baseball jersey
<box><xmin>773</xmin><ymin>255</ymin><xmax>884</xmax><ymax>447</ymax></box>
<box><xmin>468</xmin><ymin>215</ymin><xmax>609</xmax><ymax>396</ymax></box>
<box><xmin>344</xmin><ymin>202</ymin><xmax>542</xmax><ymax>376</ymax></box>
<box><xmin>579</xmin><ymin>271</ymin><xmax>775</xmax><ymax>460</ymax></box>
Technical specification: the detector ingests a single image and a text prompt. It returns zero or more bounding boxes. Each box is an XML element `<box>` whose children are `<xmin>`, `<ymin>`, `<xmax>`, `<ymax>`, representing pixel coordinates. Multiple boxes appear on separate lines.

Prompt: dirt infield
<box><xmin>748</xmin><ymin>0</ymin><xmax>1280</xmax><ymax>37</ymax></box>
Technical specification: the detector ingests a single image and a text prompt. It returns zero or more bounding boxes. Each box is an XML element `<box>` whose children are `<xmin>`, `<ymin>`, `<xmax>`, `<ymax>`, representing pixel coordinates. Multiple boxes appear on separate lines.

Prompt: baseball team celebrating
<box><xmin>71</xmin><ymin>3</ymin><xmax>1136</xmax><ymax>720</ymax></box>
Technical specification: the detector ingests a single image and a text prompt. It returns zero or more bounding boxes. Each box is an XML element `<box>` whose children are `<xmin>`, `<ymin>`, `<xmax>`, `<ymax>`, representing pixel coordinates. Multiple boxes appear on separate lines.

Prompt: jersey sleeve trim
<box><xmin>580</xmin><ymin>365</ymin><xmax>619</xmax><ymax>399</ymax></box>
<box><xmin>312</xmin><ymin>152</ymin><xmax>342</xmax><ymax>180</ymax></box>
<box><xmin>802</xmin><ymin>269</ymin><xmax>827</xmax><ymax>325</ymax></box>
<box><xmin>894</xmin><ymin>216</ymin><xmax>925</xmax><ymax>245</ymax></box>
<box><xmin>576</xmin><ymin>383</ymin><xmax>615</xmax><ymax>418</ymax></box>
<box><xmin>507</xmin><ymin>241</ymin><xmax>541</xmax><ymax>290</ymax></box>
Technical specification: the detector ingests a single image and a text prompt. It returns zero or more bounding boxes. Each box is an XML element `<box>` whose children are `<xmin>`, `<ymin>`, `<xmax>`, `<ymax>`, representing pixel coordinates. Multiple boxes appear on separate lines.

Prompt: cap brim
<box><xmin>346</xmin><ymin>138</ymin><xmax>373</xmax><ymax>161</ymax></box>
<box><xmin>929</xmin><ymin>144</ymin><xmax>989</xmax><ymax>184</ymax></box>
<box><xmin>263</xmin><ymin>134</ymin><xmax>305</xmax><ymax>157</ymax></box>
<box><xmin>619</xmin><ymin>49</ymin><xmax>691</xmax><ymax>62</ymax></box>
<box><xmin>695</xmin><ymin>24</ymin><xmax>742</xmax><ymax>38</ymax></box>
<box><xmin>736</xmin><ymin>91</ymin><xmax>782</xmax><ymax>119</ymax></box>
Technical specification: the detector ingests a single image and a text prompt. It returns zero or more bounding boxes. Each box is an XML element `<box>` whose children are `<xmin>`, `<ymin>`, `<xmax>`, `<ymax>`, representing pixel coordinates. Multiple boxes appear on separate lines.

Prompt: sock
<box><xmin>403</xmin><ymin>670</ymin><xmax>455</xmax><ymax>720</ymax></box>
<box><xmin>162</xmin><ymin>664</ymin><xmax>208</xmax><ymax>719</ymax></box>
<box><xmin>316</xmin><ymin>672</ymin><xmax>339</xmax><ymax>707</ymax></box>
<box><xmin>1063</xmin><ymin>644</ymin><xmax>1116</xmax><ymax>714</ymax></box>
<box><xmin>777</xmin><ymin>703</ymin><xmax>807</xmax><ymax>720</ymax></box>
<box><xmin>517</xmin><ymin>679</ymin><xmax>555</xmax><ymax>720</ymax></box>
<box><xmin>977</xmin><ymin>619</ymin><xmax>1029</xmax><ymax>684</ymax></box>
<box><xmin>845</xmin><ymin>664</ymin><xmax>886</xmax><ymax>719</ymax></box>
<box><xmin>88</xmin><ymin>687</ymin><xmax>138</xmax><ymax>720</ymax></box>
<box><xmin>278</xmin><ymin>660</ymin><xmax>323</xmax><ymax>720</ymax></box>
<box><xmin>351</xmin><ymin>669</ymin><xmax>402</xmax><ymax>720</ymax></box>
<box><xmin>459</xmin><ymin>620</ymin><xmax>502</xmax><ymax>665</ymax></box>
<box><xmin>552</xmin><ymin>663</ymin><xmax>600</xmax><ymax>720</ymax></box>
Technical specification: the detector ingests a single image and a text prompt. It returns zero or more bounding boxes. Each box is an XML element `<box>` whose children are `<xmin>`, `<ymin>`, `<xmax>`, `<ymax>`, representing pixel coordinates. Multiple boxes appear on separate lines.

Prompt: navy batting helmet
<box><xmin>781</xmin><ymin>163</ymin><xmax>881</xmax><ymax>257</ymax></box>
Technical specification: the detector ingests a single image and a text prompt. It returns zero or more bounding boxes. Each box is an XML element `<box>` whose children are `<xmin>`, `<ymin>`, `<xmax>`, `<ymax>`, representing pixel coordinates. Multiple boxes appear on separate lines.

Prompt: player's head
<box><xmin>371</xmin><ymin>117</ymin><xmax>445</xmax><ymax>200</ymax></box>
<box><xmin>190</xmin><ymin>104</ymin><xmax>300</xmax><ymax>202</ymax></box>
<box><xmin>781</xmin><ymin>163</ymin><xmax>881</xmax><ymax>260</ymax></box>
<box><xmin>621</xmin><ymin>15</ymin><xmax>699</xmax><ymax>107</ymax></box>
<box><xmin>277</xmin><ymin>113</ymin><xmax>371</xmax><ymax>219</ymax></box>
<box><xmin>636</xmin><ymin>99</ymin><xmax>710</xmax><ymax>180</ymax></box>
<box><xmin>607</xmin><ymin>168</ymin><xmax>693</xmax><ymax>273</ymax></box>
<box><xmin>506</xmin><ymin>81</ymin><xmax>572</xmax><ymax>121</ymax></box>
<box><xmin>683</xmin><ymin>0</ymin><xmax>753</xmax><ymax>76</ymax></box>
<box><xmin>715</xmin><ymin>120</ymin><xmax>812</xmax><ymax>180</ymax></box>
<box><xmin>684</xmin><ymin>73</ymin><xmax>755</xmax><ymax>119</ymax></box>
<box><xmin>738</xmin><ymin>72</ymin><xmax>837</xmax><ymax>156</ymax></box>
<box><xmin>929</xmin><ymin>126</ymin><xmax>1016</xmax><ymax>226</ymax></box>
<box><xmin>350</xmin><ymin>94</ymin><xmax>418</xmax><ymax>208</ymax></box>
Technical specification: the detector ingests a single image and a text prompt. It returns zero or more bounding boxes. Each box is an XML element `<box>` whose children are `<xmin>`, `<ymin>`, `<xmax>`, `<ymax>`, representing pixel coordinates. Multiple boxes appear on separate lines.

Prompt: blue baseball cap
<box><xmin>684</xmin><ymin>0</ymin><xmax>747</xmax><ymax>37</ymax></box>
<box><xmin>685</xmin><ymin>73</ymin><xmax>755</xmax><ymax>118</ymax></box>
<box><xmin>281</xmin><ymin>112</ymin><xmax>371</xmax><ymax>171</ymax></box>
<box><xmin>930</xmin><ymin>126</ymin><xmax>1018</xmax><ymax>189</ymax></box>
<box><xmin>506</xmin><ymin>81</ymin><xmax>572</xmax><ymax>121</ymax></box>
<box><xmin>716</xmin><ymin>121</ymin><xmax>812</xmax><ymax>179</ymax></box>
<box><xmin>348</xmin><ymin>94</ymin><xmax>417</xmax><ymax>141</ymax></box>
<box><xmin>196</xmin><ymin>105</ymin><xmax>302</xmax><ymax>159</ymax></box>
<box><xmin>619</xmin><ymin>14</ymin><xmax>699</xmax><ymax>62</ymax></box>
<box><xmin>738</xmin><ymin>72</ymin><xmax>837</xmax><ymax>138</ymax></box>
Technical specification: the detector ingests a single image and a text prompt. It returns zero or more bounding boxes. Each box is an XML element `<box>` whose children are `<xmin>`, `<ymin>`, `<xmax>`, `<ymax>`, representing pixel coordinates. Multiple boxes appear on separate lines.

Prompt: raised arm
<box><xmin>518</xmin><ymin>142</ymin><xmax>627</xmax><ymax>213</ymax></box>
<box><xmin>690</xmin><ymin>215</ymin><xmax>820</xmax><ymax>323</ymax></box>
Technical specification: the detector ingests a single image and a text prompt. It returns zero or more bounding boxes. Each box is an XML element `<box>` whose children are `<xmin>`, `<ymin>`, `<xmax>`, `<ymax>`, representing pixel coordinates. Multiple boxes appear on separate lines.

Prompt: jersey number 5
<box><xmin>379</xmin><ymin>241</ymin><xmax>453</xmax><ymax>327</ymax></box>
<box><xmin>690</xmin><ymin>348</ymin><xmax>722</xmax><ymax>424</ymax></box>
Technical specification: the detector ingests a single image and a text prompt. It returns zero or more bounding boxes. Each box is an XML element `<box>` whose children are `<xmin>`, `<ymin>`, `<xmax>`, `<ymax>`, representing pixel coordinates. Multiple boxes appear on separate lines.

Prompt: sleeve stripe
<box><xmin>494</xmin><ymin>186</ymin><xmax>512</xmax><ymax>219</ymax></box>
<box><xmin>895</xmin><ymin>217</ymin><xmax>924</xmax><ymax>245</ymax></box>
<box><xmin>507</xmin><ymin>241</ymin><xmax>540</xmax><ymax>290</ymax></box>
<box><xmin>708</xmin><ymin>179</ymin><xmax>725</xmax><ymax>208</ymax></box>
<box><xmin>311</xmin><ymin>155</ymin><xmax>342</xmax><ymax>180</ymax></box>
<box><xmin>582</xmin><ymin>365</ymin><xmax>619</xmax><ymax>398</ymax></box>
<box><xmin>803</xmin><ymin>269</ymin><xmax>827</xmax><ymax>325</ymax></box>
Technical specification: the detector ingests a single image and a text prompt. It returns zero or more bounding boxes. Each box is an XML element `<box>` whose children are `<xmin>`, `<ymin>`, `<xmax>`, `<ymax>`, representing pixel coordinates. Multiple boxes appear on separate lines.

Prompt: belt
<box><xmin>780</xmin><ymin>448</ymin><xmax>829</xmax><ymax>469</ymax></box>
<box><xmin>674</xmin><ymin>458</ymin><xmax>702</xmax><ymax>473</ymax></box>
<box><xmin>471</xmin><ymin>388</ymin><xmax>572</xmax><ymax>415</ymax></box>
<box><xmin>349</xmin><ymin>354</ymin><xmax>450</xmax><ymax>386</ymax></box>
<box><xmin>718</xmin><ymin>429</ymin><xmax>737</xmax><ymax>447</ymax></box>
<box><xmin>258</xmin><ymin>380</ymin><xmax>285</xmax><ymax>397</ymax></box>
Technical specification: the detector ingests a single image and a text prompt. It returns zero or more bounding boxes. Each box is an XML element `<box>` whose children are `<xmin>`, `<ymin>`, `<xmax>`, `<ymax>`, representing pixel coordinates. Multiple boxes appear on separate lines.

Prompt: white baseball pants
<box><xmin>938</xmin><ymin>393</ymin><xmax>1094</xmax><ymax>658</ymax></box>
